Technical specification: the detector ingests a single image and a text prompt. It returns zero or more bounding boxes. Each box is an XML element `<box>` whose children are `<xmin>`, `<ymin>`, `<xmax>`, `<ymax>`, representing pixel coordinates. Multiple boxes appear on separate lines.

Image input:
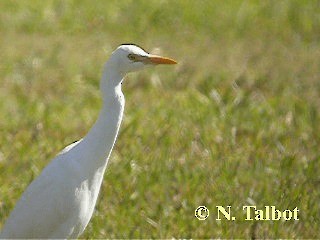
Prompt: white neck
<box><xmin>73</xmin><ymin>61</ymin><xmax>125</xmax><ymax>175</ymax></box>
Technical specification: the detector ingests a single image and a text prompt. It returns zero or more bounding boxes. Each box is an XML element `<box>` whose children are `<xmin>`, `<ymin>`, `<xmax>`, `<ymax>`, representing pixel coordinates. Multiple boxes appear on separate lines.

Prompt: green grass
<box><xmin>0</xmin><ymin>0</ymin><xmax>319</xmax><ymax>238</ymax></box>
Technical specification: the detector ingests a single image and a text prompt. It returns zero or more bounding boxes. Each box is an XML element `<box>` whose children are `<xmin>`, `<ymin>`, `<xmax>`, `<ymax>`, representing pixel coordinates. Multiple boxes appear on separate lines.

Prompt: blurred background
<box><xmin>0</xmin><ymin>0</ymin><xmax>319</xmax><ymax>238</ymax></box>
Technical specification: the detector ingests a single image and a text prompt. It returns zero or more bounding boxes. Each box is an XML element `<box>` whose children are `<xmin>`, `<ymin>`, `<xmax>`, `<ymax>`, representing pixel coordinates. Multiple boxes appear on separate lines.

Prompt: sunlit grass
<box><xmin>0</xmin><ymin>0</ymin><xmax>319</xmax><ymax>238</ymax></box>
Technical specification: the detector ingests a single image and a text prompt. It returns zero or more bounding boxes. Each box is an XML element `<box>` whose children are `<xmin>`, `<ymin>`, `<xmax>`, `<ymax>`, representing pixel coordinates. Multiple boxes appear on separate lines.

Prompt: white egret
<box><xmin>0</xmin><ymin>44</ymin><xmax>177</xmax><ymax>238</ymax></box>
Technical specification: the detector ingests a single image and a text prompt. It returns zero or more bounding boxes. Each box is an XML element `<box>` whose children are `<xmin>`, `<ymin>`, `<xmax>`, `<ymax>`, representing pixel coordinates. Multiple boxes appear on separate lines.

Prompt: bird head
<box><xmin>109</xmin><ymin>44</ymin><xmax>177</xmax><ymax>75</ymax></box>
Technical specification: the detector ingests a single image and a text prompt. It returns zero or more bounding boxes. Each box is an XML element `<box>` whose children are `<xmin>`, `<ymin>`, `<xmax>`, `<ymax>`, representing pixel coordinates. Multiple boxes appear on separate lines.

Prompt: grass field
<box><xmin>0</xmin><ymin>0</ymin><xmax>319</xmax><ymax>238</ymax></box>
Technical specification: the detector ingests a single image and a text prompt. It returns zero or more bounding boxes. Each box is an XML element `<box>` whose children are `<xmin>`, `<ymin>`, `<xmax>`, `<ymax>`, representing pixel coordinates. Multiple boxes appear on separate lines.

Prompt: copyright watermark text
<box><xmin>195</xmin><ymin>206</ymin><xmax>209</xmax><ymax>220</ymax></box>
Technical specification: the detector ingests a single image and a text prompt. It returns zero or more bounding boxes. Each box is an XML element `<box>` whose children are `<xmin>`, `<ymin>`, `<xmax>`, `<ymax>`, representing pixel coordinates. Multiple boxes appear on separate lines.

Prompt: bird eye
<box><xmin>128</xmin><ymin>54</ymin><xmax>136</xmax><ymax>61</ymax></box>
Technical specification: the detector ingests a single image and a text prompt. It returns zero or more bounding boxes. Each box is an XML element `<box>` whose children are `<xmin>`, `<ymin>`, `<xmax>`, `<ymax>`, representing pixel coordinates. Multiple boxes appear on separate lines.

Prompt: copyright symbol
<box><xmin>195</xmin><ymin>206</ymin><xmax>209</xmax><ymax>220</ymax></box>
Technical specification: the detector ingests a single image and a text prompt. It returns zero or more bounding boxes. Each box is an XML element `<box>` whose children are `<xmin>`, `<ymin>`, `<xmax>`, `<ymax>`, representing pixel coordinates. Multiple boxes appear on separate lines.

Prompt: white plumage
<box><xmin>0</xmin><ymin>44</ymin><xmax>176</xmax><ymax>238</ymax></box>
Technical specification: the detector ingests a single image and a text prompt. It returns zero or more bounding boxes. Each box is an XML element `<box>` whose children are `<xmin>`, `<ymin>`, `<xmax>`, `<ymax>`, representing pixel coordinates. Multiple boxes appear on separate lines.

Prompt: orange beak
<box><xmin>147</xmin><ymin>55</ymin><xmax>177</xmax><ymax>65</ymax></box>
